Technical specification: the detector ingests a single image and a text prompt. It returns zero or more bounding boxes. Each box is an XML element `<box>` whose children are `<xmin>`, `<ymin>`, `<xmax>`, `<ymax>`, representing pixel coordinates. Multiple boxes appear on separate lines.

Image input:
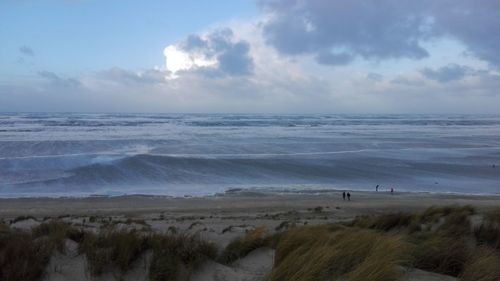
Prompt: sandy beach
<box><xmin>2</xmin><ymin>189</ymin><xmax>499</xmax><ymax>218</ymax></box>
<box><xmin>1</xmin><ymin>190</ymin><xmax>500</xmax><ymax>281</ymax></box>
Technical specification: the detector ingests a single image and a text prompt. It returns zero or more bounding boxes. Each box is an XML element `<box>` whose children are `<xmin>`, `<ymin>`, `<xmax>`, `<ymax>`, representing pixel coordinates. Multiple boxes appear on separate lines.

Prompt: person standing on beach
<box><xmin>376</xmin><ymin>184</ymin><xmax>379</xmax><ymax>192</ymax></box>
<box><xmin>342</xmin><ymin>192</ymin><xmax>346</xmax><ymax>200</ymax></box>
<box><xmin>347</xmin><ymin>192</ymin><xmax>351</xmax><ymax>201</ymax></box>
<box><xmin>391</xmin><ymin>188</ymin><xmax>394</xmax><ymax>194</ymax></box>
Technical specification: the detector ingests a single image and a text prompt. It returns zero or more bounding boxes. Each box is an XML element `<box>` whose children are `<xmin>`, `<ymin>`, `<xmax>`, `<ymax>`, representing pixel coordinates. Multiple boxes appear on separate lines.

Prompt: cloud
<box><xmin>3</xmin><ymin>3</ymin><xmax>500</xmax><ymax>114</ymax></box>
<box><xmin>2</xmin><ymin>62</ymin><xmax>500</xmax><ymax>114</ymax></box>
<box><xmin>420</xmin><ymin>64</ymin><xmax>476</xmax><ymax>83</ymax></box>
<box><xmin>164</xmin><ymin>28</ymin><xmax>254</xmax><ymax>77</ymax></box>
<box><xmin>19</xmin><ymin>45</ymin><xmax>35</xmax><ymax>56</ymax></box>
<box><xmin>315</xmin><ymin>51</ymin><xmax>354</xmax><ymax>65</ymax></box>
<box><xmin>97</xmin><ymin>67</ymin><xmax>167</xmax><ymax>85</ymax></box>
<box><xmin>258</xmin><ymin>0</ymin><xmax>500</xmax><ymax>68</ymax></box>
<box><xmin>366</xmin><ymin>73</ymin><xmax>383</xmax><ymax>82</ymax></box>
<box><xmin>432</xmin><ymin>0</ymin><xmax>500</xmax><ymax>68</ymax></box>
<box><xmin>38</xmin><ymin>71</ymin><xmax>81</xmax><ymax>88</ymax></box>
<box><xmin>259</xmin><ymin>0</ymin><xmax>432</xmax><ymax>62</ymax></box>
<box><xmin>390</xmin><ymin>76</ymin><xmax>425</xmax><ymax>87</ymax></box>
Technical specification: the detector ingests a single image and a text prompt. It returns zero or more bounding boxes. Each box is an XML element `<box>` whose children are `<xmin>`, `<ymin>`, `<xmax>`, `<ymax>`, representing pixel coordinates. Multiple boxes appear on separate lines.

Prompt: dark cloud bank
<box><xmin>259</xmin><ymin>0</ymin><xmax>500</xmax><ymax>69</ymax></box>
<box><xmin>179</xmin><ymin>28</ymin><xmax>254</xmax><ymax>76</ymax></box>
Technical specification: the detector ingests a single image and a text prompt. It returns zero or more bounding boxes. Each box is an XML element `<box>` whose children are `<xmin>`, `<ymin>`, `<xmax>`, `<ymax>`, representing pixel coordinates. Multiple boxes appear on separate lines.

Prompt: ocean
<box><xmin>0</xmin><ymin>113</ymin><xmax>499</xmax><ymax>197</ymax></box>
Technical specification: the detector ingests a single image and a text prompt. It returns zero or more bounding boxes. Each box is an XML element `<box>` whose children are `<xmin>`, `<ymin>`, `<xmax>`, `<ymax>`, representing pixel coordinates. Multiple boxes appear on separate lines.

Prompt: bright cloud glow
<box><xmin>163</xmin><ymin>45</ymin><xmax>216</xmax><ymax>77</ymax></box>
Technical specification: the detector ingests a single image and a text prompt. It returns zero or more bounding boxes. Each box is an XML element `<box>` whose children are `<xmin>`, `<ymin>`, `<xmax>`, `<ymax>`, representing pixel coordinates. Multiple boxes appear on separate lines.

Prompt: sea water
<box><xmin>0</xmin><ymin>113</ymin><xmax>499</xmax><ymax>197</ymax></box>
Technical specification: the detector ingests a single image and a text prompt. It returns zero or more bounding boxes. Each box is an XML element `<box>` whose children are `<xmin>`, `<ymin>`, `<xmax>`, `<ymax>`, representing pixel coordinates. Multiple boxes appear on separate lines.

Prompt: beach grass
<box><xmin>219</xmin><ymin>226</ymin><xmax>271</xmax><ymax>264</ymax></box>
<box><xmin>0</xmin><ymin>229</ymin><xmax>51</xmax><ymax>281</ymax></box>
<box><xmin>269</xmin><ymin>226</ymin><xmax>408</xmax><ymax>281</ymax></box>
<box><xmin>460</xmin><ymin>247</ymin><xmax>500</xmax><ymax>281</ymax></box>
<box><xmin>149</xmin><ymin>233</ymin><xmax>217</xmax><ymax>281</ymax></box>
<box><xmin>474</xmin><ymin>208</ymin><xmax>500</xmax><ymax>250</ymax></box>
<box><xmin>79</xmin><ymin>228</ymin><xmax>149</xmax><ymax>276</ymax></box>
<box><xmin>1</xmin><ymin>204</ymin><xmax>500</xmax><ymax>280</ymax></box>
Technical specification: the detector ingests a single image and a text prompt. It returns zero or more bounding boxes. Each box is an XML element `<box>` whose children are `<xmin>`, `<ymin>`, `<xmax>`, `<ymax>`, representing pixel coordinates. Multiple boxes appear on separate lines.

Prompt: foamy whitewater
<box><xmin>0</xmin><ymin>113</ymin><xmax>499</xmax><ymax>197</ymax></box>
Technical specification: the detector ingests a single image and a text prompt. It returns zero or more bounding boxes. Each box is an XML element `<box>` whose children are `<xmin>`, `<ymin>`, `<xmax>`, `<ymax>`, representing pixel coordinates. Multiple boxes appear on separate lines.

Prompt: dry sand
<box><xmin>1</xmin><ymin>189</ymin><xmax>499</xmax><ymax>281</ymax></box>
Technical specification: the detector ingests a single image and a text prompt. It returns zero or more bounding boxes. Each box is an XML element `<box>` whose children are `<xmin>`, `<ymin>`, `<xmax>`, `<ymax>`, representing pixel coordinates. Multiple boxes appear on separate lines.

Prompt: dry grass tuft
<box><xmin>420</xmin><ymin>205</ymin><xmax>475</xmax><ymax>223</ymax></box>
<box><xmin>460</xmin><ymin>247</ymin><xmax>500</xmax><ymax>281</ymax></box>
<box><xmin>269</xmin><ymin>226</ymin><xmax>408</xmax><ymax>281</ymax></box>
<box><xmin>0</xmin><ymin>222</ymin><xmax>9</xmax><ymax>234</ymax></box>
<box><xmin>410</xmin><ymin>232</ymin><xmax>468</xmax><ymax>276</ymax></box>
<box><xmin>219</xmin><ymin>226</ymin><xmax>271</xmax><ymax>264</ymax></box>
<box><xmin>0</xmin><ymin>230</ymin><xmax>52</xmax><ymax>281</ymax></box>
<box><xmin>149</xmin><ymin>233</ymin><xmax>217</xmax><ymax>281</ymax></box>
<box><xmin>79</xmin><ymin>228</ymin><xmax>148</xmax><ymax>276</ymax></box>
<box><xmin>10</xmin><ymin>215</ymin><xmax>37</xmax><ymax>224</ymax></box>
<box><xmin>32</xmin><ymin>220</ymin><xmax>85</xmax><ymax>253</ymax></box>
<box><xmin>350</xmin><ymin>212</ymin><xmax>417</xmax><ymax>232</ymax></box>
<box><xmin>474</xmin><ymin>208</ymin><xmax>500</xmax><ymax>250</ymax></box>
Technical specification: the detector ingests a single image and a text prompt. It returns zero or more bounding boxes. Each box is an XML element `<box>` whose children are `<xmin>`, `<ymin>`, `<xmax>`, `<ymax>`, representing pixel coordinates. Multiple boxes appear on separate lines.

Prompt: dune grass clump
<box><xmin>475</xmin><ymin>223</ymin><xmax>500</xmax><ymax>250</ymax></box>
<box><xmin>31</xmin><ymin>220</ymin><xmax>85</xmax><ymax>253</ymax></box>
<box><xmin>0</xmin><ymin>230</ymin><xmax>52</xmax><ymax>281</ymax></box>
<box><xmin>410</xmin><ymin>232</ymin><xmax>468</xmax><ymax>276</ymax></box>
<box><xmin>350</xmin><ymin>212</ymin><xmax>418</xmax><ymax>232</ymax></box>
<box><xmin>485</xmin><ymin>208</ymin><xmax>500</xmax><ymax>223</ymax></box>
<box><xmin>0</xmin><ymin>221</ymin><xmax>9</xmax><ymax>234</ymax></box>
<box><xmin>436</xmin><ymin>210</ymin><xmax>472</xmax><ymax>237</ymax></box>
<box><xmin>269</xmin><ymin>225</ymin><xmax>408</xmax><ymax>281</ymax></box>
<box><xmin>149</xmin><ymin>233</ymin><xmax>217</xmax><ymax>281</ymax></box>
<box><xmin>474</xmin><ymin>208</ymin><xmax>500</xmax><ymax>250</ymax></box>
<box><xmin>10</xmin><ymin>215</ymin><xmax>37</xmax><ymax>224</ymax></box>
<box><xmin>79</xmin><ymin>228</ymin><xmax>148</xmax><ymax>276</ymax></box>
<box><xmin>460</xmin><ymin>247</ymin><xmax>500</xmax><ymax>281</ymax></box>
<box><xmin>218</xmin><ymin>226</ymin><xmax>273</xmax><ymax>265</ymax></box>
<box><xmin>420</xmin><ymin>205</ymin><xmax>475</xmax><ymax>223</ymax></box>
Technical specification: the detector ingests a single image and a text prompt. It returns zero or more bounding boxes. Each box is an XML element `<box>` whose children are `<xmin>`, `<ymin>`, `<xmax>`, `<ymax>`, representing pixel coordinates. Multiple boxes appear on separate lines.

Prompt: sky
<box><xmin>1</xmin><ymin>0</ymin><xmax>500</xmax><ymax>113</ymax></box>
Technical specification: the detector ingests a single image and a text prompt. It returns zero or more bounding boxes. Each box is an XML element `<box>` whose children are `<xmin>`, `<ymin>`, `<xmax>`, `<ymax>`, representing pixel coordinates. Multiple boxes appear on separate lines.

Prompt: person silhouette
<box><xmin>347</xmin><ymin>192</ymin><xmax>351</xmax><ymax>201</ymax></box>
<box><xmin>342</xmin><ymin>191</ymin><xmax>346</xmax><ymax>201</ymax></box>
<box><xmin>376</xmin><ymin>184</ymin><xmax>379</xmax><ymax>192</ymax></box>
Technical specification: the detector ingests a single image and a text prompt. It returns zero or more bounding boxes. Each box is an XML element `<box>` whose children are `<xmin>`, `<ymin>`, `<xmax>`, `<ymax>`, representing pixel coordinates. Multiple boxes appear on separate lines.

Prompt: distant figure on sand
<box><xmin>342</xmin><ymin>192</ymin><xmax>346</xmax><ymax>200</ymax></box>
<box><xmin>376</xmin><ymin>184</ymin><xmax>379</xmax><ymax>192</ymax></box>
<box><xmin>391</xmin><ymin>188</ymin><xmax>394</xmax><ymax>194</ymax></box>
<box><xmin>347</xmin><ymin>192</ymin><xmax>351</xmax><ymax>201</ymax></box>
